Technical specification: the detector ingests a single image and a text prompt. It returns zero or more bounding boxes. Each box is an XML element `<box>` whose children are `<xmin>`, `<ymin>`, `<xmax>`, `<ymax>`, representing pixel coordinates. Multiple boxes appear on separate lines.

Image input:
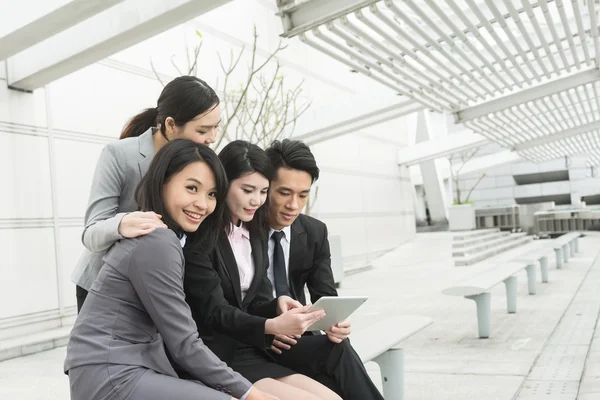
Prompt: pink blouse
<box><xmin>227</xmin><ymin>224</ymin><xmax>255</xmax><ymax>299</ymax></box>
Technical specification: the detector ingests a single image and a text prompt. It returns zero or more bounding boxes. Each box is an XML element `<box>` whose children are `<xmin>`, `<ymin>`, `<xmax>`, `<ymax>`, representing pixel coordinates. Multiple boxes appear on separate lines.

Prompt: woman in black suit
<box><xmin>182</xmin><ymin>140</ymin><xmax>341</xmax><ymax>400</ymax></box>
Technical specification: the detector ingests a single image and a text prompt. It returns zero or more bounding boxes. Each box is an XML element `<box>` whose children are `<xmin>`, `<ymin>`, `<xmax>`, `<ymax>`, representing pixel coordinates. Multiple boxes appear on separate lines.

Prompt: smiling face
<box><xmin>165</xmin><ymin>104</ymin><xmax>222</xmax><ymax>146</ymax></box>
<box><xmin>162</xmin><ymin>161</ymin><xmax>217</xmax><ymax>232</ymax></box>
<box><xmin>268</xmin><ymin>167</ymin><xmax>312</xmax><ymax>230</ymax></box>
<box><xmin>226</xmin><ymin>172</ymin><xmax>269</xmax><ymax>225</ymax></box>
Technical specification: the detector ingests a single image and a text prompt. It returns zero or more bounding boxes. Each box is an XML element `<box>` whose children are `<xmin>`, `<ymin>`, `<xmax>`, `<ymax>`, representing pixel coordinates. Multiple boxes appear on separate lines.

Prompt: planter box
<box><xmin>449</xmin><ymin>204</ymin><xmax>476</xmax><ymax>231</ymax></box>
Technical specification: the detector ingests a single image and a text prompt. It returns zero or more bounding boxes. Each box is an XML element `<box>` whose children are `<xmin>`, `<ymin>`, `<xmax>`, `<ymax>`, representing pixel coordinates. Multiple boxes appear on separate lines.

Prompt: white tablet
<box><xmin>305</xmin><ymin>296</ymin><xmax>368</xmax><ymax>331</ymax></box>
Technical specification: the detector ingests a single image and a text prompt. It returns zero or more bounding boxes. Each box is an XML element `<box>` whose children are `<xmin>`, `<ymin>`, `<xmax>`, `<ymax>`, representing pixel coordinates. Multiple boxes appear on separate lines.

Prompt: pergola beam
<box><xmin>296</xmin><ymin>101</ymin><xmax>423</xmax><ymax>145</ymax></box>
<box><xmin>0</xmin><ymin>0</ymin><xmax>124</xmax><ymax>61</ymax></box>
<box><xmin>455</xmin><ymin>68</ymin><xmax>600</xmax><ymax>123</ymax></box>
<box><xmin>397</xmin><ymin>130</ymin><xmax>489</xmax><ymax>166</ymax></box>
<box><xmin>7</xmin><ymin>0</ymin><xmax>231</xmax><ymax>91</ymax></box>
<box><xmin>514</xmin><ymin>120</ymin><xmax>600</xmax><ymax>151</ymax></box>
<box><xmin>278</xmin><ymin>0</ymin><xmax>379</xmax><ymax>38</ymax></box>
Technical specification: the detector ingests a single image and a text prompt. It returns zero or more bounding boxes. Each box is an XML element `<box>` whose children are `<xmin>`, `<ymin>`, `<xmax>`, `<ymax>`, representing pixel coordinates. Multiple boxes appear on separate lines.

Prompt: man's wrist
<box><xmin>265</xmin><ymin>318</ymin><xmax>278</xmax><ymax>335</ymax></box>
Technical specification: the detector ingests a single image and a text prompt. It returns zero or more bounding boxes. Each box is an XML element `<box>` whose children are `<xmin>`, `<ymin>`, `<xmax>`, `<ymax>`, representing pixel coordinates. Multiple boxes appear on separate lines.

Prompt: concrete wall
<box><xmin>0</xmin><ymin>0</ymin><xmax>415</xmax><ymax>335</ymax></box>
<box><xmin>455</xmin><ymin>143</ymin><xmax>600</xmax><ymax>208</ymax></box>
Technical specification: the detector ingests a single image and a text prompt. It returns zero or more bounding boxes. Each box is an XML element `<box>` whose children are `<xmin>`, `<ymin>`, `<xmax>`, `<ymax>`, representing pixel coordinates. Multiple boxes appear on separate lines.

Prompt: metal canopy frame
<box><xmin>278</xmin><ymin>0</ymin><xmax>600</xmax><ymax>167</ymax></box>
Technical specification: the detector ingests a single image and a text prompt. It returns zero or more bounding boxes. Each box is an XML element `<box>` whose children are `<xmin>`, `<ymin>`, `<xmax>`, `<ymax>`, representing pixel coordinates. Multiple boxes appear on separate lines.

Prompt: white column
<box><xmin>7</xmin><ymin>0</ymin><xmax>232</xmax><ymax>91</ymax></box>
<box><xmin>0</xmin><ymin>0</ymin><xmax>125</xmax><ymax>60</ymax></box>
<box><xmin>415</xmin><ymin>111</ymin><xmax>450</xmax><ymax>222</ymax></box>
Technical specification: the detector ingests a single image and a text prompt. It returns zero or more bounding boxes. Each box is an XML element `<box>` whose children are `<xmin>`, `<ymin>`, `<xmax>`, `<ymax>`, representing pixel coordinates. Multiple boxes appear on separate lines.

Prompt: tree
<box><xmin>150</xmin><ymin>27</ymin><xmax>311</xmax><ymax>149</ymax></box>
<box><xmin>447</xmin><ymin>147</ymin><xmax>487</xmax><ymax>205</ymax></box>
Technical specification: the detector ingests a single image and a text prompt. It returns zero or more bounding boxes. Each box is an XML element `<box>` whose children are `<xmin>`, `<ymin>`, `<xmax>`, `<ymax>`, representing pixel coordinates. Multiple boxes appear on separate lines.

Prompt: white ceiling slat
<box><xmin>277</xmin><ymin>0</ymin><xmax>600</xmax><ymax>165</ymax></box>
<box><xmin>384</xmin><ymin>1</ymin><xmax>494</xmax><ymax>96</ymax></box>
<box><xmin>340</xmin><ymin>16</ymin><xmax>477</xmax><ymax>104</ymax></box>
<box><xmin>587</xmin><ymin>0</ymin><xmax>600</xmax><ymax>65</ymax></box>
<box><xmin>571</xmin><ymin>0</ymin><xmax>592</xmax><ymax>65</ymax></box>
<box><xmin>539</xmin><ymin>0</ymin><xmax>571</xmax><ymax>72</ymax></box>
<box><xmin>486</xmin><ymin>0</ymin><xmax>539</xmax><ymax>82</ymax></box>
<box><xmin>522</xmin><ymin>0</ymin><xmax>561</xmax><ymax>72</ymax></box>
<box><xmin>503</xmin><ymin>0</ymin><xmax>552</xmax><ymax>78</ymax></box>
<box><xmin>556</xmin><ymin>0</ymin><xmax>581</xmax><ymax>68</ymax></box>
<box><xmin>430</xmin><ymin>0</ymin><xmax>513</xmax><ymax>89</ymax></box>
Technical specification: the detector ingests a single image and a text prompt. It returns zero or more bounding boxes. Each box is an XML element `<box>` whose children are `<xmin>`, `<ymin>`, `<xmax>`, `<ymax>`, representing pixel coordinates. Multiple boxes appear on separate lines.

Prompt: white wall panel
<box><xmin>321</xmin><ymin>217</ymin><xmax>368</xmax><ymax>259</ymax></box>
<box><xmin>511</xmin><ymin>161</ymin><xmax>540</xmax><ymax>175</ymax></box>
<box><xmin>540</xmin><ymin>181</ymin><xmax>571</xmax><ymax>195</ymax></box>
<box><xmin>49</xmin><ymin>64</ymin><xmax>163</xmax><ymax>137</ymax></box>
<box><xmin>58</xmin><ymin>227</ymin><xmax>84</xmax><ymax>309</ymax></box>
<box><xmin>0</xmin><ymin>133</ymin><xmax>53</xmax><ymax>219</ymax></box>
<box><xmin>0</xmin><ymin>84</ymin><xmax>46</xmax><ymax>126</ymax></box>
<box><xmin>478</xmin><ymin>187</ymin><xmax>514</xmax><ymax>201</ymax></box>
<box><xmin>514</xmin><ymin>184</ymin><xmax>542</xmax><ymax>198</ymax></box>
<box><xmin>495</xmin><ymin>175</ymin><xmax>516</xmax><ymax>188</ymax></box>
<box><xmin>54</xmin><ymin>139</ymin><xmax>105</xmax><ymax>218</ymax></box>
<box><xmin>0</xmin><ymin>228</ymin><xmax>58</xmax><ymax>320</ymax></box>
<box><xmin>314</xmin><ymin>173</ymin><xmax>365</xmax><ymax>215</ymax></box>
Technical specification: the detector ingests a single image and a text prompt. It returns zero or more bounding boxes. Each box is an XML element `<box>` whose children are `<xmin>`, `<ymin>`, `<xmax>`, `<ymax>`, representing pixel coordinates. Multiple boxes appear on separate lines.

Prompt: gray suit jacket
<box><xmin>64</xmin><ymin>228</ymin><xmax>251</xmax><ymax>398</ymax></box>
<box><xmin>71</xmin><ymin>128</ymin><xmax>155</xmax><ymax>290</ymax></box>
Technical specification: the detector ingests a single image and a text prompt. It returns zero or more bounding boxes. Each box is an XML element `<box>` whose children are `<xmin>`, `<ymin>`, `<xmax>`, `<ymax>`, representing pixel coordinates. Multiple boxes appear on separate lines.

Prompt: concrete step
<box><xmin>0</xmin><ymin>325</ymin><xmax>71</xmax><ymax>362</ymax></box>
<box><xmin>454</xmin><ymin>235</ymin><xmax>533</xmax><ymax>266</ymax></box>
<box><xmin>453</xmin><ymin>232</ymin><xmax>528</xmax><ymax>257</ymax></box>
<box><xmin>453</xmin><ymin>231</ymin><xmax>510</xmax><ymax>249</ymax></box>
<box><xmin>452</xmin><ymin>228</ymin><xmax>500</xmax><ymax>241</ymax></box>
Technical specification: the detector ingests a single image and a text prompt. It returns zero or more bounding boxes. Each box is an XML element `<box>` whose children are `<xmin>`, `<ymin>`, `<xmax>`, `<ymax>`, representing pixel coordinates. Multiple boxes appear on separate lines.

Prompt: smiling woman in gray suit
<box><xmin>72</xmin><ymin>76</ymin><xmax>222</xmax><ymax>311</ymax></box>
<box><xmin>64</xmin><ymin>139</ymin><xmax>273</xmax><ymax>400</ymax></box>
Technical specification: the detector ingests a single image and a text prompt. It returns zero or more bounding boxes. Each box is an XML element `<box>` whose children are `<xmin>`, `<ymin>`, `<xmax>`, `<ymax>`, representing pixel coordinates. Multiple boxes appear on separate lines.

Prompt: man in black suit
<box><xmin>264</xmin><ymin>139</ymin><xmax>384</xmax><ymax>400</ymax></box>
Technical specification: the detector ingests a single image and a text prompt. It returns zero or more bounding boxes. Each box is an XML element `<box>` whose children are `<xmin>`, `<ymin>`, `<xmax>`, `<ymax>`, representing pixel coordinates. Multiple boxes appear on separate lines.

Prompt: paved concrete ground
<box><xmin>1</xmin><ymin>232</ymin><xmax>598</xmax><ymax>399</ymax></box>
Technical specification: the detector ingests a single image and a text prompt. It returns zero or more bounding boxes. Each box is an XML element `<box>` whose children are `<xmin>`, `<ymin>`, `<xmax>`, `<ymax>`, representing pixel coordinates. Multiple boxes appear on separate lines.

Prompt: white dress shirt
<box><xmin>267</xmin><ymin>226</ymin><xmax>292</xmax><ymax>298</ymax></box>
<box><xmin>227</xmin><ymin>224</ymin><xmax>255</xmax><ymax>300</ymax></box>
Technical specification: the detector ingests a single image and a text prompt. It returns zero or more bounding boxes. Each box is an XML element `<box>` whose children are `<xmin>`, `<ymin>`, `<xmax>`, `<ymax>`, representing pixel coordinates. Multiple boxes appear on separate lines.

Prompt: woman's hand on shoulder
<box><xmin>118</xmin><ymin>211</ymin><xmax>167</xmax><ymax>238</ymax></box>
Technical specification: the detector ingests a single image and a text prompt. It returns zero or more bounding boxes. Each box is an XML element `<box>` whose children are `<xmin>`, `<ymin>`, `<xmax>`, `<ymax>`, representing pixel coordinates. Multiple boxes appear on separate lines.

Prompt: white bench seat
<box><xmin>512</xmin><ymin>247</ymin><xmax>553</xmax><ymax>285</ymax></box>
<box><xmin>552</xmin><ymin>232</ymin><xmax>581</xmax><ymax>268</ymax></box>
<box><xmin>442</xmin><ymin>261</ymin><xmax>534</xmax><ymax>338</ymax></box>
<box><xmin>352</xmin><ymin>315</ymin><xmax>432</xmax><ymax>400</ymax></box>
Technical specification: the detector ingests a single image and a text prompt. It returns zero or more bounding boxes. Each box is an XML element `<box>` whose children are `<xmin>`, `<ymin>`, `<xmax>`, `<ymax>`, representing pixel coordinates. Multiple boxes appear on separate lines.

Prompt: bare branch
<box><xmin>465</xmin><ymin>173</ymin><xmax>487</xmax><ymax>203</ymax></box>
<box><xmin>170</xmin><ymin>55</ymin><xmax>183</xmax><ymax>76</ymax></box>
<box><xmin>150</xmin><ymin>58</ymin><xmax>166</xmax><ymax>87</ymax></box>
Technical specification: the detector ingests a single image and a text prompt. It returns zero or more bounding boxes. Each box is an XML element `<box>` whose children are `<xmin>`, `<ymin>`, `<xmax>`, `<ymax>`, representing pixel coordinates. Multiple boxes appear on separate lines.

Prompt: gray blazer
<box><xmin>71</xmin><ymin>128</ymin><xmax>155</xmax><ymax>290</ymax></box>
<box><xmin>64</xmin><ymin>228</ymin><xmax>252</xmax><ymax>398</ymax></box>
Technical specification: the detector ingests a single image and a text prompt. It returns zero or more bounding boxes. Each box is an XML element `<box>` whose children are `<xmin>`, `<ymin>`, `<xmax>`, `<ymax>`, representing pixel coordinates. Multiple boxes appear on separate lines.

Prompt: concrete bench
<box><xmin>352</xmin><ymin>315</ymin><xmax>432</xmax><ymax>400</ymax></box>
<box><xmin>512</xmin><ymin>247</ymin><xmax>554</xmax><ymax>288</ymax></box>
<box><xmin>442</xmin><ymin>261</ymin><xmax>537</xmax><ymax>339</ymax></box>
<box><xmin>552</xmin><ymin>232</ymin><xmax>581</xmax><ymax>269</ymax></box>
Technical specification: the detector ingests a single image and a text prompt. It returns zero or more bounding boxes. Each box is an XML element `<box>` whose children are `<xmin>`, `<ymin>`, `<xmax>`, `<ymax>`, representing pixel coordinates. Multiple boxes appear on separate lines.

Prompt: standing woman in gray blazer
<box><xmin>65</xmin><ymin>139</ymin><xmax>272</xmax><ymax>400</ymax></box>
<box><xmin>72</xmin><ymin>76</ymin><xmax>222</xmax><ymax>311</ymax></box>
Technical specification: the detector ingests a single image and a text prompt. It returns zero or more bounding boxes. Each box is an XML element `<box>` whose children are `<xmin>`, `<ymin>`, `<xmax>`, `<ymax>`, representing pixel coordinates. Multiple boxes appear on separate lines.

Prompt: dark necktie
<box><xmin>271</xmin><ymin>231</ymin><xmax>290</xmax><ymax>297</ymax></box>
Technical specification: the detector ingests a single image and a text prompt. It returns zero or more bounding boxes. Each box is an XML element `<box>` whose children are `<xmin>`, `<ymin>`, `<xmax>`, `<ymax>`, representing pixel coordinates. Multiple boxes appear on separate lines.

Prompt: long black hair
<box><xmin>120</xmin><ymin>76</ymin><xmax>219</xmax><ymax>140</ymax></box>
<box><xmin>135</xmin><ymin>139</ymin><xmax>228</xmax><ymax>250</ymax></box>
<box><xmin>218</xmin><ymin>140</ymin><xmax>273</xmax><ymax>238</ymax></box>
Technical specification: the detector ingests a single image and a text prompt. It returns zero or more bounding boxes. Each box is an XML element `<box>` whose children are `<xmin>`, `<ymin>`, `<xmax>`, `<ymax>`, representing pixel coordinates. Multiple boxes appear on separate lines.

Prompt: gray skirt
<box><xmin>68</xmin><ymin>364</ymin><xmax>231</xmax><ymax>400</ymax></box>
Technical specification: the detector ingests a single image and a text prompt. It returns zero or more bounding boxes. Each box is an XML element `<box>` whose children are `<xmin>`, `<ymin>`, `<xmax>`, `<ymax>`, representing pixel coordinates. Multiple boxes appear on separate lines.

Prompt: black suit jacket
<box><xmin>287</xmin><ymin>214</ymin><xmax>338</xmax><ymax>305</ymax></box>
<box><xmin>183</xmin><ymin>232</ymin><xmax>278</xmax><ymax>365</ymax></box>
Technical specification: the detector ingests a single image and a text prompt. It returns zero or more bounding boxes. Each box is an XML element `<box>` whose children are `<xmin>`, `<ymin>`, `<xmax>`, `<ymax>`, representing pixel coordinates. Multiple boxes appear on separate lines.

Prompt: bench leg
<box><xmin>575</xmin><ymin>237</ymin><xmax>580</xmax><ymax>253</ymax></box>
<box><xmin>563</xmin><ymin>244</ymin><xmax>570</xmax><ymax>262</ymax></box>
<box><xmin>503</xmin><ymin>276</ymin><xmax>518</xmax><ymax>313</ymax></box>
<box><xmin>569</xmin><ymin>241</ymin><xmax>575</xmax><ymax>256</ymax></box>
<box><xmin>540</xmin><ymin>256</ymin><xmax>549</xmax><ymax>283</ymax></box>
<box><xmin>373</xmin><ymin>349</ymin><xmax>404</xmax><ymax>400</ymax></box>
<box><xmin>525</xmin><ymin>264</ymin><xmax>537</xmax><ymax>295</ymax></box>
<box><xmin>555</xmin><ymin>248</ymin><xmax>563</xmax><ymax>269</ymax></box>
<box><xmin>465</xmin><ymin>293</ymin><xmax>491</xmax><ymax>339</ymax></box>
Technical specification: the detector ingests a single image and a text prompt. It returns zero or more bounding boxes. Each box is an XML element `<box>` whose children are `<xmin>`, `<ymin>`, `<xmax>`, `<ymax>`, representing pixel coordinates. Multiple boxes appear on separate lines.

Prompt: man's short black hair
<box><xmin>265</xmin><ymin>139</ymin><xmax>319</xmax><ymax>182</ymax></box>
